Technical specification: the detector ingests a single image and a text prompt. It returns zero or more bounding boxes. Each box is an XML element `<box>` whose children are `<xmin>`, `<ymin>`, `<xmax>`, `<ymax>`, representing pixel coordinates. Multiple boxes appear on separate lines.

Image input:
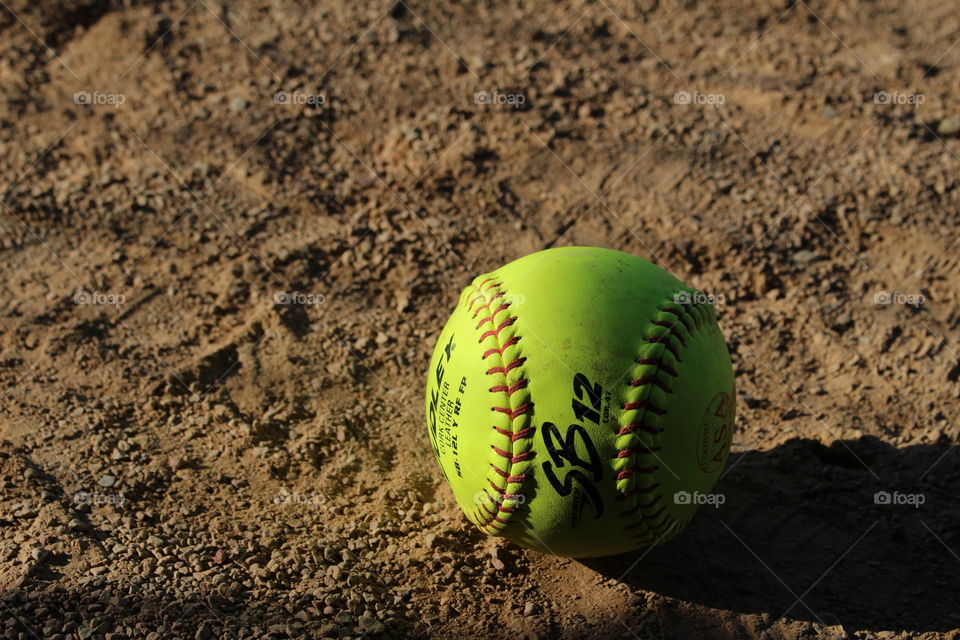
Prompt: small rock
<box><xmin>97</xmin><ymin>475</ymin><xmax>116</xmax><ymax>488</ymax></box>
<box><xmin>792</xmin><ymin>250</ymin><xmax>820</xmax><ymax>264</ymax></box>
<box><xmin>359</xmin><ymin>616</ymin><xmax>385</xmax><ymax>633</ymax></box>
<box><xmin>424</xmin><ymin>533</ymin><xmax>437</xmax><ymax>549</ymax></box>
<box><xmin>490</xmin><ymin>547</ymin><xmax>506</xmax><ymax>571</ymax></box>
<box><xmin>523</xmin><ymin>602</ymin><xmax>537</xmax><ymax>616</ymax></box>
<box><xmin>230</xmin><ymin>97</ymin><xmax>248</xmax><ymax>113</ymax></box>
<box><xmin>195</xmin><ymin>622</ymin><xmax>211</xmax><ymax>640</ymax></box>
<box><xmin>938</xmin><ymin>116</ymin><xmax>960</xmax><ymax>138</ymax></box>
<box><xmin>395</xmin><ymin>291</ymin><xmax>410</xmax><ymax>312</ymax></box>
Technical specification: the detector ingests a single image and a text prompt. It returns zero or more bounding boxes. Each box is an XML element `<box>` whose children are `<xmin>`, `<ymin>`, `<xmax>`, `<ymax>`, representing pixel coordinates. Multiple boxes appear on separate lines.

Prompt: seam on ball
<box><xmin>465</xmin><ymin>277</ymin><xmax>535</xmax><ymax>534</ymax></box>
<box><xmin>615</xmin><ymin>293</ymin><xmax>716</xmax><ymax>545</ymax></box>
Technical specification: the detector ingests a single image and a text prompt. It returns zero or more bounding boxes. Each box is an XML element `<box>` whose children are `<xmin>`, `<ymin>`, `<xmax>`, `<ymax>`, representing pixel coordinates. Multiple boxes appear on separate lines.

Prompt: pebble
<box><xmin>792</xmin><ymin>250</ymin><xmax>820</xmax><ymax>264</ymax></box>
<box><xmin>938</xmin><ymin>116</ymin><xmax>960</xmax><ymax>138</ymax></box>
<box><xmin>490</xmin><ymin>547</ymin><xmax>506</xmax><ymax>571</ymax></box>
<box><xmin>97</xmin><ymin>475</ymin><xmax>116</xmax><ymax>488</ymax></box>
<box><xmin>523</xmin><ymin>602</ymin><xmax>537</xmax><ymax>616</ymax></box>
<box><xmin>358</xmin><ymin>615</ymin><xmax>385</xmax><ymax>633</ymax></box>
<box><xmin>230</xmin><ymin>96</ymin><xmax>248</xmax><ymax>112</ymax></box>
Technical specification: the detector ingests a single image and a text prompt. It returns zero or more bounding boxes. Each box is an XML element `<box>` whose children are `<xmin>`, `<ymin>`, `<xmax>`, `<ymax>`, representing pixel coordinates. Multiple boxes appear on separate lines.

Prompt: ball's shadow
<box><xmin>582</xmin><ymin>436</ymin><xmax>960</xmax><ymax>633</ymax></box>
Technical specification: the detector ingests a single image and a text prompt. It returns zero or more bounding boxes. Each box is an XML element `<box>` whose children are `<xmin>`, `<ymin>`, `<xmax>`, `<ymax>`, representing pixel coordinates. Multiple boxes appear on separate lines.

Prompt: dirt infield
<box><xmin>1</xmin><ymin>1</ymin><xmax>959</xmax><ymax>638</ymax></box>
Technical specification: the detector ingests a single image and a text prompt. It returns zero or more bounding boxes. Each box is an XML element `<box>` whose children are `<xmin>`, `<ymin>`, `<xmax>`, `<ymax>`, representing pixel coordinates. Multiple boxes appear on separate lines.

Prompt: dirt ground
<box><xmin>1</xmin><ymin>0</ymin><xmax>959</xmax><ymax>638</ymax></box>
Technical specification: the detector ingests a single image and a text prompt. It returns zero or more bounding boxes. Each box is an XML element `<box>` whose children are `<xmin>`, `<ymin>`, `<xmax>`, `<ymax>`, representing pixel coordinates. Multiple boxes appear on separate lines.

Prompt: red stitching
<box><xmin>489</xmin><ymin>463</ymin><xmax>508</xmax><ymax>479</ymax></box>
<box><xmin>620</xmin><ymin>495</ymin><xmax>662</xmax><ymax>518</ymax></box>
<box><xmin>482</xmin><ymin>336</ymin><xmax>521</xmax><ymax>359</ymax></box>
<box><xmin>489</xmin><ymin>379</ymin><xmax>529</xmax><ymax>395</ymax></box>
<box><xmin>617</xmin><ymin>466</ymin><xmax>658</xmax><ymax>481</ymax></box>
<box><xmin>620</xmin><ymin>497</ymin><xmax>661</xmax><ymax>518</ymax></box>
<box><xmin>494</xmin><ymin>425</ymin><xmax>535</xmax><ymax>441</ymax></box>
<box><xmin>489</xmin><ymin>464</ymin><xmax>530</xmax><ymax>484</ymax></box>
<box><xmin>628</xmin><ymin>376</ymin><xmax>671</xmax><ymax>392</ymax></box>
<box><xmin>637</xmin><ymin>359</ymin><xmax>677</xmax><ymax>377</ymax></box>
<box><xmin>471</xmin><ymin>291</ymin><xmax>505</xmax><ymax>318</ymax></box>
<box><xmin>618</xmin><ymin>423</ymin><xmax>662</xmax><ymax>436</ymax></box>
<box><xmin>476</xmin><ymin>302</ymin><xmax>512</xmax><ymax>328</ymax></box>
<box><xmin>621</xmin><ymin>400</ymin><xmax>667</xmax><ymax>414</ymax></box>
<box><xmin>491</xmin><ymin>445</ymin><xmax>534</xmax><ymax>464</ymax></box>
<box><xmin>617</xmin><ymin>484</ymin><xmax>660</xmax><ymax>501</ymax></box>
<box><xmin>478</xmin><ymin>277</ymin><xmax>496</xmax><ymax>288</ymax></box>
<box><xmin>616</xmin><ymin>446</ymin><xmax>661</xmax><ymax>457</ymax></box>
<box><xmin>486</xmin><ymin>357</ymin><xmax>525</xmax><ymax>374</ymax></box>
<box><xmin>479</xmin><ymin>317</ymin><xmax>516</xmax><ymax>342</ymax></box>
<box><xmin>491</xmin><ymin>403</ymin><xmax>532</xmax><ymax>420</ymax></box>
<box><xmin>644</xmin><ymin>336</ymin><xmax>682</xmax><ymax>361</ymax></box>
<box><xmin>631</xmin><ymin>529</ymin><xmax>671</xmax><ymax>543</ymax></box>
<box><xmin>479</xmin><ymin>500</ymin><xmax>497</xmax><ymax>519</ymax></box>
<box><xmin>467</xmin><ymin>278</ymin><xmax>536</xmax><ymax>534</ymax></box>
<box><xmin>624</xmin><ymin>506</ymin><xmax>667</xmax><ymax>531</ymax></box>
<box><xmin>617</xmin><ymin>296</ymin><xmax>714</xmax><ymax>540</ymax></box>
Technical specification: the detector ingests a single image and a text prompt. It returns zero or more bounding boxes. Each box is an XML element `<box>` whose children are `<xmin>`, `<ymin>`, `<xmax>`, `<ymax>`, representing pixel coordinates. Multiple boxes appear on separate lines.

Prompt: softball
<box><xmin>425</xmin><ymin>247</ymin><xmax>735</xmax><ymax>558</ymax></box>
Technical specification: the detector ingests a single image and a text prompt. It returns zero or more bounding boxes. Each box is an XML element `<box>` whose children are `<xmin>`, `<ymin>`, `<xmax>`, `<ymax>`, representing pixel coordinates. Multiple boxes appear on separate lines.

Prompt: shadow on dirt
<box><xmin>583</xmin><ymin>436</ymin><xmax>960</xmax><ymax>636</ymax></box>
